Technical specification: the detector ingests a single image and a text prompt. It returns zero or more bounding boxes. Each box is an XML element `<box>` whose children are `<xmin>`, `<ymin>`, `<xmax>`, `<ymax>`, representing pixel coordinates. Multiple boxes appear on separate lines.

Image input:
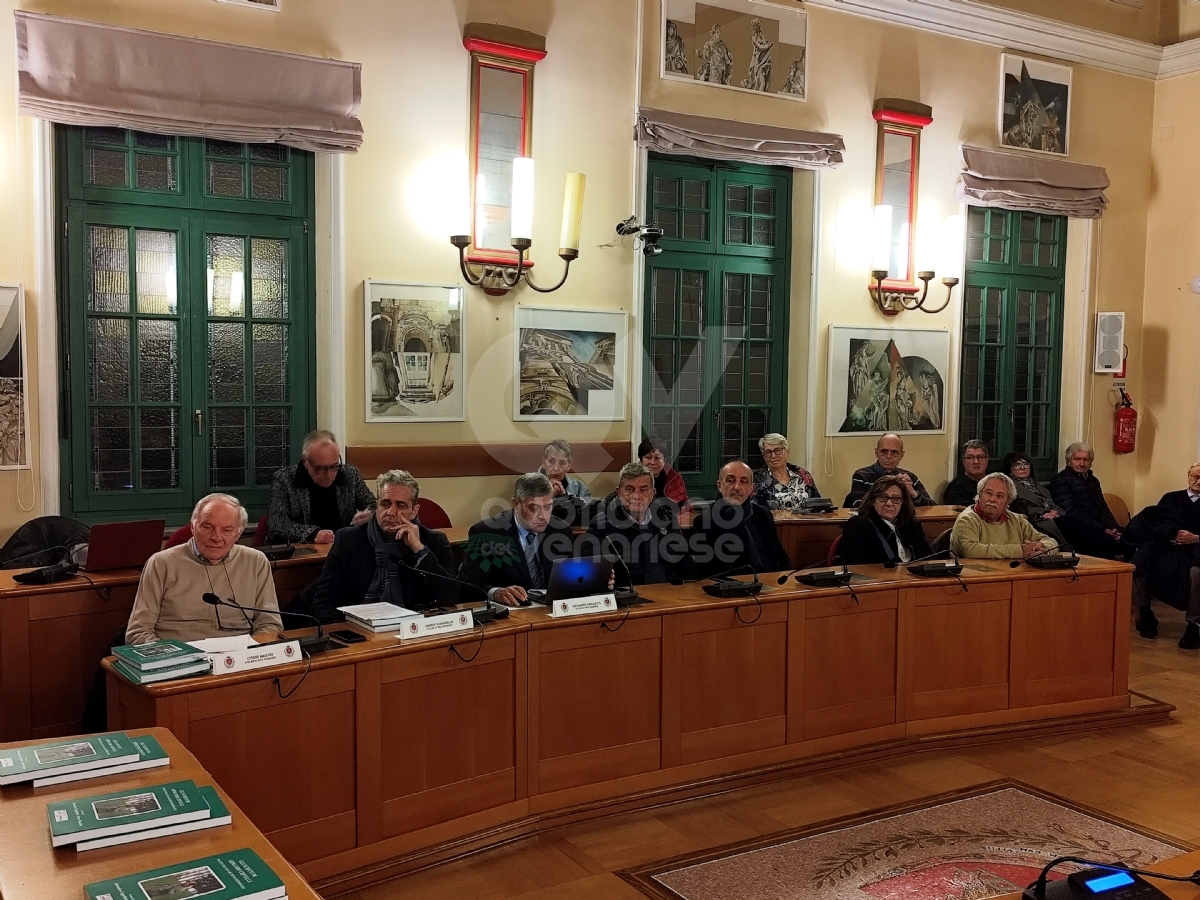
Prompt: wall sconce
<box><xmin>868</xmin><ymin>99</ymin><xmax>959</xmax><ymax>316</ymax></box>
<box><xmin>450</xmin><ymin>162</ymin><xmax>586</xmax><ymax>296</ymax></box>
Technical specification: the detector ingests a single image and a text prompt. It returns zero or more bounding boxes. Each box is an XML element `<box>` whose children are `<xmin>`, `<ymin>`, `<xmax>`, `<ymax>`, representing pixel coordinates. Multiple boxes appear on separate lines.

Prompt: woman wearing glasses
<box><xmin>1001</xmin><ymin>450</ymin><xmax>1066</xmax><ymax>544</ymax></box>
<box><xmin>752</xmin><ymin>433</ymin><xmax>823</xmax><ymax>511</ymax></box>
<box><xmin>840</xmin><ymin>475</ymin><xmax>931</xmax><ymax>565</ymax></box>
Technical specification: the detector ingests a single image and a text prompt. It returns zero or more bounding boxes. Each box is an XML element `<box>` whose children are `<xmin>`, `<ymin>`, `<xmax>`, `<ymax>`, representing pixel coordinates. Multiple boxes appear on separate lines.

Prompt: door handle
<box><xmin>194</xmin><ymin>409</ymin><xmax>203</xmax><ymax>435</ymax></box>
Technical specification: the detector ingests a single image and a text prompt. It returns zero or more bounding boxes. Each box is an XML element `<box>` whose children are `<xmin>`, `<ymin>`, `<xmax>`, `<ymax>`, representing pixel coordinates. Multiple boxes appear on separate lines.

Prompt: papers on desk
<box><xmin>186</xmin><ymin>635</ymin><xmax>254</xmax><ymax>653</ymax></box>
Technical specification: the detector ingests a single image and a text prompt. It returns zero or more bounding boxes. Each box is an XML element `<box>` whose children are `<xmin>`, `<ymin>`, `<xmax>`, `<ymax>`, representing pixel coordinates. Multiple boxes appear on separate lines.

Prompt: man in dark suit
<box><xmin>458</xmin><ymin>473</ymin><xmax>575</xmax><ymax>606</ymax></box>
<box><xmin>587</xmin><ymin>462</ymin><xmax>697</xmax><ymax>585</ymax></box>
<box><xmin>1049</xmin><ymin>441</ymin><xmax>1128</xmax><ymax>560</ymax></box>
<box><xmin>1129</xmin><ymin>463</ymin><xmax>1200</xmax><ymax>646</ymax></box>
<box><xmin>694</xmin><ymin>460</ymin><xmax>790</xmax><ymax>576</ymax></box>
<box><xmin>310</xmin><ymin>469</ymin><xmax>458</xmax><ymax>622</ymax></box>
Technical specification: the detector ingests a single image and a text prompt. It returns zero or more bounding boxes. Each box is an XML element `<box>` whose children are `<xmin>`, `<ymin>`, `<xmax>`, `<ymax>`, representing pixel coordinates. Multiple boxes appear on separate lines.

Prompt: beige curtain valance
<box><xmin>956</xmin><ymin>145</ymin><xmax>1108</xmax><ymax>219</ymax></box>
<box><xmin>15</xmin><ymin>11</ymin><xmax>363</xmax><ymax>153</ymax></box>
<box><xmin>636</xmin><ymin>107</ymin><xmax>844</xmax><ymax>170</ymax></box>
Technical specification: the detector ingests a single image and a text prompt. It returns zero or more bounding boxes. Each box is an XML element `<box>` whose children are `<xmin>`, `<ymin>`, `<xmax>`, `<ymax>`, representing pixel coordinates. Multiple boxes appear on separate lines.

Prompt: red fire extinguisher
<box><xmin>1113</xmin><ymin>387</ymin><xmax>1137</xmax><ymax>454</ymax></box>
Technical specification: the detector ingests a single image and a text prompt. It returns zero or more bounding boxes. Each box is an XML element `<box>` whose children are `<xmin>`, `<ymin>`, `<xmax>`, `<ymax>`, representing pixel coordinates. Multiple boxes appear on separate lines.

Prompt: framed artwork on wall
<box><xmin>365</xmin><ymin>280</ymin><xmax>465</xmax><ymax>423</ymax></box>
<box><xmin>215</xmin><ymin>0</ymin><xmax>281</xmax><ymax>10</ymax></box>
<box><xmin>826</xmin><ymin>325</ymin><xmax>949</xmax><ymax>437</ymax></box>
<box><xmin>661</xmin><ymin>0</ymin><xmax>808</xmax><ymax>102</ymax></box>
<box><xmin>513</xmin><ymin>306</ymin><xmax>627</xmax><ymax>421</ymax></box>
<box><xmin>999</xmin><ymin>53</ymin><xmax>1071</xmax><ymax>156</ymax></box>
<box><xmin>0</xmin><ymin>284</ymin><xmax>28</xmax><ymax>469</ymax></box>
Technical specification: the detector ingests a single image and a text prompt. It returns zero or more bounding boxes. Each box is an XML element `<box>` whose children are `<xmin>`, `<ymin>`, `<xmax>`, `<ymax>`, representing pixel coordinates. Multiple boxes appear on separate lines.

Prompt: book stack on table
<box><xmin>337</xmin><ymin>601</ymin><xmax>421</xmax><ymax>633</ymax></box>
<box><xmin>111</xmin><ymin>639</ymin><xmax>212</xmax><ymax>684</ymax></box>
<box><xmin>48</xmin><ymin>778</ymin><xmax>232</xmax><ymax>851</ymax></box>
<box><xmin>83</xmin><ymin>847</ymin><xmax>288</xmax><ymax>900</ymax></box>
<box><xmin>0</xmin><ymin>733</ymin><xmax>170</xmax><ymax>788</ymax></box>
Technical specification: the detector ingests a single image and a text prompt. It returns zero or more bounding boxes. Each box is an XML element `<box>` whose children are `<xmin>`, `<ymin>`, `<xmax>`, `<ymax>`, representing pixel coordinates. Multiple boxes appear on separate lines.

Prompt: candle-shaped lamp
<box><xmin>510</xmin><ymin>157</ymin><xmax>535</xmax><ymax>243</ymax></box>
<box><xmin>559</xmin><ymin>173</ymin><xmax>586</xmax><ymax>254</ymax></box>
<box><xmin>871</xmin><ymin>205</ymin><xmax>893</xmax><ymax>275</ymax></box>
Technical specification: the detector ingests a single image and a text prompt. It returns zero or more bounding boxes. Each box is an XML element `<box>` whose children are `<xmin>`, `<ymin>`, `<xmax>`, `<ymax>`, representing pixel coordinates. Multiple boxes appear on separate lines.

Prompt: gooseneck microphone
<box><xmin>399</xmin><ymin>561</ymin><xmax>509</xmax><ymax>623</ymax></box>
<box><xmin>883</xmin><ymin>547</ymin><xmax>950</xmax><ymax>570</ymax></box>
<box><xmin>1011</xmin><ymin>542</ymin><xmax>1079</xmax><ymax>569</ymax></box>
<box><xmin>259</xmin><ymin>529</ymin><xmax>295</xmax><ymax>562</ymax></box>
<box><xmin>201</xmin><ymin>592</ymin><xmax>330</xmax><ymax>654</ymax></box>
<box><xmin>700</xmin><ymin>563</ymin><xmax>762</xmax><ymax>597</ymax></box>
<box><xmin>600</xmin><ymin>534</ymin><xmax>646</xmax><ymax>607</ymax></box>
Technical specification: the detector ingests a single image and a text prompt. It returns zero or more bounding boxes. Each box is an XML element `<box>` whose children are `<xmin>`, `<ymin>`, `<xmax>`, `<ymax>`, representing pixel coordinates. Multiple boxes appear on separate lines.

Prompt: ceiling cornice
<box><xmin>799</xmin><ymin>0</ymin><xmax>1200</xmax><ymax>81</ymax></box>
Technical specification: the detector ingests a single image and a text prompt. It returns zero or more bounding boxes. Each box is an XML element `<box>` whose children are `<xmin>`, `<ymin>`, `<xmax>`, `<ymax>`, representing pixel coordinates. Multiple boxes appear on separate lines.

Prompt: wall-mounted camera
<box><xmin>614</xmin><ymin>216</ymin><xmax>665</xmax><ymax>257</ymax></box>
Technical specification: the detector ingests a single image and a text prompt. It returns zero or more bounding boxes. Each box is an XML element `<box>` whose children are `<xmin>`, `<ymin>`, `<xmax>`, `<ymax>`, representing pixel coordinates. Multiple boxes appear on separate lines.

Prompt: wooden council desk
<box><xmin>774</xmin><ymin>504</ymin><xmax>962</xmax><ymax>568</ymax></box>
<box><xmin>0</xmin><ymin>726</ymin><xmax>318</xmax><ymax>899</ymax></box>
<box><xmin>103</xmin><ymin>557</ymin><xmax>1160</xmax><ymax>897</ymax></box>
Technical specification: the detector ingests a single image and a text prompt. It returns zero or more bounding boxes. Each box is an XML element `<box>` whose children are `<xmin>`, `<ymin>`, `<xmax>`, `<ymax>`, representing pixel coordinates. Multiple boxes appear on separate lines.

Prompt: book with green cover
<box><xmin>48</xmin><ymin>778</ymin><xmax>210</xmax><ymax>847</ymax></box>
<box><xmin>83</xmin><ymin>847</ymin><xmax>286</xmax><ymax>900</ymax></box>
<box><xmin>34</xmin><ymin>732</ymin><xmax>170</xmax><ymax>788</ymax></box>
<box><xmin>76</xmin><ymin>785</ymin><xmax>231</xmax><ymax>852</ymax></box>
<box><xmin>0</xmin><ymin>732</ymin><xmax>139</xmax><ymax>786</ymax></box>
<box><xmin>111</xmin><ymin>640</ymin><xmax>207</xmax><ymax>671</ymax></box>
<box><xmin>112</xmin><ymin>657</ymin><xmax>212</xmax><ymax>685</ymax></box>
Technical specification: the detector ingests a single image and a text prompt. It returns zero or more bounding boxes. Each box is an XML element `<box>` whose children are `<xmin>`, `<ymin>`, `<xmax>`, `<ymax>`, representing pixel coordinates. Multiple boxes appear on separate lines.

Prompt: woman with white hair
<box><xmin>752</xmin><ymin>433</ymin><xmax>822</xmax><ymax>510</ymax></box>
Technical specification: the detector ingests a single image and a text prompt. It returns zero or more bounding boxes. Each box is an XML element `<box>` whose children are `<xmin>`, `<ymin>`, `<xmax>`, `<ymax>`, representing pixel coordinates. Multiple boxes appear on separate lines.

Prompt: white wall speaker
<box><xmin>1093</xmin><ymin>312</ymin><xmax>1125</xmax><ymax>373</ymax></box>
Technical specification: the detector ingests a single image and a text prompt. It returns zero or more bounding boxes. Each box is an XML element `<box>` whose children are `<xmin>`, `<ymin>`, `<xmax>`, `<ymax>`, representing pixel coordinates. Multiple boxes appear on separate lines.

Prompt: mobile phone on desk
<box><xmin>328</xmin><ymin>629</ymin><xmax>366</xmax><ymax>644</ymax></box>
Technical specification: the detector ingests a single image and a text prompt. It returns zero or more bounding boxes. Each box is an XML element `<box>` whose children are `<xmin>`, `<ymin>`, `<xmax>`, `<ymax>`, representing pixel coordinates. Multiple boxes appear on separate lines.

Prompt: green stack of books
<box><xmin>47</xmin><ymin>778</ymin><xmax>232</xmax><ymax>851</ymax></box>
<box><xmin>111</xmin><ymin>640</ymin><xmax>212</xmax><ymax>685</ymax></box>
<box><xmin>0</xmin><ymin>733</ymin><xmax>142</xmax><ymax>786</ymax></box>
<box><xmin>337</xmin><ymin>601</ymin><xmax>420</xmax><ymax>633</ymax></box>
<box><xmin>34</xmin><ymin>732</ymin><xmax>170</xmax><ymax>788</ymax></box>
<box><xmin>83</xmin><ymin>847</ymin><xmax>287</xmax><ymax>899</ymax></box>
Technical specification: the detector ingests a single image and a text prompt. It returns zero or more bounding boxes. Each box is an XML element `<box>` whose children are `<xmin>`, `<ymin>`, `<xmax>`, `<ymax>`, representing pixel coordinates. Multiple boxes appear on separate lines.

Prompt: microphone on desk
<box><xmin>398</xmin><ymin>561</ymin><xmax>510</xmax><ymax>623</ymax></box>
<box><xmin>259</xmin><ymin>529</ymin><xmax>295</xmax><ymax>562</ymax></box>
<box><xmin>697</xmin><ymin>564</ymin><xmax>762</xmax><ymax>597</ymax></box>
<box><xmin>201</xmin><ymin>592</ymin><xmax>329</xmax><ymax>654</ymax></box>
<box><xmin>883</xmin><ymin>548</ymin><xmax>951</xmax><ymax>570</ymax></box>
<box><xmin>795</xmin><ymin>556</ymin><xmax>853</xmax><ymax>587</ymax></box>
<box><xmin>599</xmin><ymin>534</ymin><xmax>645</xmax><ymax>607</ymax></box>
<box><xmin>1010</xmin><ymin>542</ymin><xmax>1078</xmax><ymax>569</ymax></box>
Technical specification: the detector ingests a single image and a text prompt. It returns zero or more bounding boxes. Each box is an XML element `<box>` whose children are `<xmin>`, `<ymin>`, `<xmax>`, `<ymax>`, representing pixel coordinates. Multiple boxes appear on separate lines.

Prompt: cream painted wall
<box><xmin>641</xmin><ymin>1</ymin><xmax>1153</xmax><ymax>505</ymax></box>
<box><xmin>976</xmin><ymin>0</ymin><xmax>1165</xmax><ymax>44</ymax></box>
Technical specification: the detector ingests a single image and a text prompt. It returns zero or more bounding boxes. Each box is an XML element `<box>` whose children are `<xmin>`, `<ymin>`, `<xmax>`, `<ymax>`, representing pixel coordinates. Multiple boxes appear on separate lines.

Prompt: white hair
<box><xmin>975</xmin><ymin>472</ymin><xmax>1017</xmax><ymax>502</ymax></box>
<box><xmin>191</xmin><ymin>493</ymin><xmax>249</xmax><ymax>531</ymax></box>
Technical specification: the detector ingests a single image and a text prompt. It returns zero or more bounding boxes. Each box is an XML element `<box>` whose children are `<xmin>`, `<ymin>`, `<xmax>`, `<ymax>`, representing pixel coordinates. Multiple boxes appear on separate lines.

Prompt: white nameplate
<box><xmin>210</xmin><ymin>640</ymin><xmax>301</xmax><ymax>675</ymax></box>
<box><xmin>547</xmin><ymin>593</ymin><xmax>618</xmax><ymax>618</ymax></box>
<box><xmin>396</xmin><ymin>609</ymin><xmax>475</xmax><ymax>641</ymax></box>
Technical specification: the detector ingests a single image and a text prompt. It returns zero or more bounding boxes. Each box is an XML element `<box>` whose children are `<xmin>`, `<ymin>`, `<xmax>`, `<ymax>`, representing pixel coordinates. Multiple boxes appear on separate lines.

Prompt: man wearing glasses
<box><xmin>267</xmin><ymin>430</ymin><xmax>376</xmax><ymax>544</ymax></box>
<box><xmin>127</xmin><ymin>494</ymin><xmax>282</xmax><ymax>645</ymax></box>
<box><xmin>844</xmin><ymin>433</ymin><xmax>934</xmax><ymax>508</ymax></box>
<box><xmin>943</xmin><ymin>440</ymin><xmax>990</xmax><ymax>506</ymax></box>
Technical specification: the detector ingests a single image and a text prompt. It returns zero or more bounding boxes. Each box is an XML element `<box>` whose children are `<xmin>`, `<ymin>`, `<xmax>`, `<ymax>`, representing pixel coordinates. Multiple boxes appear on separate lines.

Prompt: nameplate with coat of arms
<box><xmin>547</xmin><ymin>593</ymin><xmax>618</xmax><ymax>618</ymax></box>
<box><xmin>395</xmin><ymin>609</ymin><xmax>475</xmax><ymax>641</ymax></box>
<box><xmin>212</xmin><ymin>640</ymin><xmax>301</xmax><ymax>675</ymax></box>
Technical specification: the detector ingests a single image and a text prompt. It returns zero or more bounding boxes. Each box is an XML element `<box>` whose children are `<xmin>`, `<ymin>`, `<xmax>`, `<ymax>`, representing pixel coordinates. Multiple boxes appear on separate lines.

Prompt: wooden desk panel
<box><xmin>0</xmin><ymin>727</ymin><xmax>319</xmax><ymax>900</ymax></box>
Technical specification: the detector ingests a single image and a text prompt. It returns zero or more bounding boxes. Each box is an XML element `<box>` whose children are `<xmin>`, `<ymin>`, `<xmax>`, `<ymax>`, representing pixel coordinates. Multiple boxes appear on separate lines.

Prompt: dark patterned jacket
<box><xmin>1048</xmin><ymin>467</ymin><xmax>1118</xmax><ymax>533</ymax></box>
<box><xmin>266</xmin><ymin>462</ymin><xmax>377</xmax><ymax>544</ymax></box>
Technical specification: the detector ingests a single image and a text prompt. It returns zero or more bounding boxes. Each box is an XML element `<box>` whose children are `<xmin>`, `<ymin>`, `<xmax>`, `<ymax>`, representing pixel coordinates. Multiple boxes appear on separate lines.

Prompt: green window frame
<box><xmin>57</xmin><ymin>126</ymin><xmax>316</xmax><ymax>524</ymax></box>
<box><xmin>958</xmin><ymin>207</ymin><xmax>1066</xmax><ymax>482</ymax></box>
<box><xmin>643</xmin><ymin>156</ymin><xmax>791</xmax><ymax>498</ymax></box>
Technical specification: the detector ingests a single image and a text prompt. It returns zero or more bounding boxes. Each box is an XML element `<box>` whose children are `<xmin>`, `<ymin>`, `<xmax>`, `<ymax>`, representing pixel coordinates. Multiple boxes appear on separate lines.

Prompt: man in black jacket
<box><xmin>310</xmin><ymin>470</ymin><xmax>458</xmax><ymax>622</ymax></box>
<box><xmin>587</xmin><ymin>463</ymin><xmax>697</xmax><ymax>585</ymax></box>
<box><xmin>1048</xmin><ymin>442</ymin><xmax>1127</xmax><ymax>560</ymax></box>
<box><xmin>694</xmin><ymin>460</ymin><xmax>790</xmax><ymax>576</ymax></box>
<box><xmin>942</xmin><ymin>440</ymin><xmax>989</xmax><ymax>506</ymax></box>
<box><xmin>458</xmin><ymin>473</ymin><xmax>574</xmax><ymax>606</ymax></box>
<box><xmin>267</xmin><ymin>430</ymin><xmax>376</xmax><ymax>544</ymax></box>
<box><xmin>1128</xmin><ymin>463</ymin><xmax>1200</xmax><ymax>646</ymax></box>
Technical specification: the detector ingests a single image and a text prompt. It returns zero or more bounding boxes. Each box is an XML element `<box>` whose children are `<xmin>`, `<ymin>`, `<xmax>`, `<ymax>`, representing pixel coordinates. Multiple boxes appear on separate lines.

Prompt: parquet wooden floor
<box><xmin>341</xmin><ymin>606</ymin><xmax>1200</xmax><ymax>900</ymax></box>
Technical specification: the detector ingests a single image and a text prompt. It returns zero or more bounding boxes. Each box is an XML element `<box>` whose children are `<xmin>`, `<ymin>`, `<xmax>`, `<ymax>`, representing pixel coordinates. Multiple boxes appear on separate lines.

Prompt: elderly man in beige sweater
<box><xmin>126</xmin><ymin>493</ymin><xmax>282</xmax><ymax>645</ymax></box>
<box><xmin>951</xmin><ymin>472</ymin><xmax>1059</xmax><ymax>559</ymax></box>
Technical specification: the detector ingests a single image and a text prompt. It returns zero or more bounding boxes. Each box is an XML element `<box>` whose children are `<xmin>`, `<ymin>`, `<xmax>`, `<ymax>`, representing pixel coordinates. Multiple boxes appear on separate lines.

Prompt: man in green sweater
<box><xmin>950</xmin><ymin>472</ymin><xmax>1059</xmax><ymax>559</ymax></box>
<box><xmin>126</xmin><ymin>493</ymin><xmax>283</xmax><ymax>645</ymax></box>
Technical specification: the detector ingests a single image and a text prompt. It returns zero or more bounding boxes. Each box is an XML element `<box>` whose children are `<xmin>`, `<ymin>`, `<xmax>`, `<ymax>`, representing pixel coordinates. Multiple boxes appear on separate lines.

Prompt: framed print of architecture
<box><xmin>366</xmin><ymin>280</ymin><xmax>465</xmax><ymax>423</ymax></box>
<box><xmin>999</xmin><ymin>54</ymin><xmax>1071</xmax><ymax>155</ymax></box>
<box><xmin>661</xmin><ymin>0</ymin><xmax>808</xmax><ymax>102</ymax></box>
<box><xmin>0</xmin><ymin>284</ymin><xmax>28</xmax><ymax>469</ymax></box>
<box><xmin>826</xmin><ymin>325</ymin><xmax>949</xmax><ymax>436</ymax></box>
<box><xmin>514</xmin><ymin>306</ymin><xmax>626</xmax><ymax>421</ymax></box>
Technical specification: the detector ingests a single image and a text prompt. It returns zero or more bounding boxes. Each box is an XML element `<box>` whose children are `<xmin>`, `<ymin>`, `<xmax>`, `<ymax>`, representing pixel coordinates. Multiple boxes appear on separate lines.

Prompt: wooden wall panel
<box><xmin>346</xmin><ymin>441</ymin><xmax>629</xmax><ymax>479</ymax></box>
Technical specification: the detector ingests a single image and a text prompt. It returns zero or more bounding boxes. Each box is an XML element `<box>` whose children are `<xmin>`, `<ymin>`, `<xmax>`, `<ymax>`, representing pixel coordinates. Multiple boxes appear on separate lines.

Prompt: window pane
<box><xmin>748</xmin><ymin>343</ymin><xmax>770</xmax><ymax>405</ymax></box>
<box><xmin>209</xmin><ymin>407</ymin><xmax>246</xmax><ymax>488</ymax></box>
<box><xmin>722</xmin><ymin>342</ymin><xmax>744</xmax><ymax>405</ymax></box>
<box><xmin>657</xmin><ymin>208</ymin><xmax>680</xmax><ymax>239</ymax></box>
<box><xmin>207</xmin><ymin>235</ymin><xmax>246</xmax><ymax>317</ymax></box>
<box><xmin>91</xmin><ymin>408</ymin><xmax>132</xmax><ymax>491</ymax></box>
<box><xmin>752</xmin><ymin>218</ymin><xmax>775</xmax><ymax>246</ymax></box>
<box><xmin>727</xmin><ymin>184</ymin><xmax>749</xmax><ymax>214</ymax></box>
<box><xmin>135</xmin><ymin>154</ymin><xmax>176</xmax><ymax>191</ymax></box>
<box><xmin>250</xmin><ymin>165</ymin><xmax>286</xmax><ymax>201</ymax></box>
<box><xmin>249</xmin><ymin>143</ymin><xmax>287</xmax><ymax>162</ymax></box>
<box><xmin>207</xmin><ymin>140</ymin><xmax>243</xmax><ymax>158</ymax></box>
<box><xmin>681</xmin><ymin>271</ymin><xmax>704</xmax><ymax>336</ymax></box>
<box><xmin>723</xmin><ymin>273</ymin><xmax>746</xmax><ymax>336</ymax></box>
<box><xmin>678</xmin><ymin>340</ymin><xmax>703</xmax><ymax>405</ymax></box>
<box><xmin>749</xmin><ymin>275</ymin><xmax>771</xmax><ymax>338</ymax></box>
<box><xmin>721</xmin><ymin>408</ymin><xmax>743</xmax><ymax>461</ymax></box>
<box><xmin>653</xmin><ymin>269</ymin><xmax>677</xmax><ymax>335</ymax></box>
<box><xmin>650</xmin><ymin>339</ymin><xmax>674</xmax><ymax>403</ymax></box>
<box><xmin>726</xmin><ymin>216</ymin><xmax>748</xmax><ymax>244</ymax></box>
<box><xmin>250</xmin><ymin>238</ymin><xmax>288</xmax><ymax>318</ymax></box>
<box><xmin>752</xmin><ymin>187</ymin><xmax>775</xmax><ymax>216</ymax></box>
<box><xmin>88</xmin><ymin>226</ymin><xmax>130</xmax><ymax>313</ymax></box>
<box><xmin>682</xmin><ymin>179</ymin><xmax>708</xmax><ymax>210</ymax></box>
<box><xmin>654</xmin><ymin>176</ymin><xmax>680</xmax><ymax>208</ymax></box>
<box><xmin>677</xmin><ymin>407</ymin><xmax>702</xmax><ymax>472</ymax></box>
<box><xmin>134</xmin><ymin>133</ymin><xmax>173</xmax><ymax>150</ymax></box>
<box><xmin>208</xmin><ymin>161</ymin><xmax>244</xmax><ymax>197</ymax></box>
<box><xmin>88</xmin><ymin>319</ymin><xmax>130</xmax><ymax>402</ymax></box>
<box><xmin>252</xmin><ymin>323</ymin><xmax>289</xmax><ymax>403</ymax></box>
<box><xmin>209</xmin><ymin>322</ymin><xmax>246</xmax><ymax>403</ymax></box>
<box><xmin>746</xmin><ymin>408</ymin><xmax>769</xmax><ymax>468</ymax></box>
<box><xmin>140</xmin><ymin>407</ymin><xmax>179</xmax><ymax>490</ymax></box>
<box><xmin>138</xmin><ymin>319</ymin><xmax>178</xmax><ymax>403</ymax></box>
<box><xmin>254</xmin><ymin>407</ymin><xmax>290</xmax><ymax>486</ymax></box>
<box><xmin>87</xmin><ymin>149</ymin><xmax>127</xmax><ymax>187</ymax></box>
<box><xmin>682</xmin><ymin>211</ymin><xmax>708</xmax><ymax>241</ymax></box>
<box><xmin>86</xmin><ymin>127</ymin><xmax>126</xmax><ymax>146</ymax></box>
<box><xmin>135</xmin><ymin>229</ymin><xmax>177</xmax><ymax>315</ymax></box>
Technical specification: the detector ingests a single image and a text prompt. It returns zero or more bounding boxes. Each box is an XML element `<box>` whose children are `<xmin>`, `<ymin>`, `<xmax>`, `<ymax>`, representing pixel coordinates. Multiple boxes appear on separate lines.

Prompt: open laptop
<box><xmin>535</xmin><ymin>556</ymin><xmax>615</xmax><ymax>603</ymax></box>
<box><xmin>82</xmin><ymin>519</ymin><xmax>166</xmax><ymax>572</ymax></box>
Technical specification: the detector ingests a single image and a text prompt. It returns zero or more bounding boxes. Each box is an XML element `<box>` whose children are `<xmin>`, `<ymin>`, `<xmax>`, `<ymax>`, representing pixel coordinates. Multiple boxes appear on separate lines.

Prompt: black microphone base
<box><xmin>703</xmin><ymin>580</ymin><xmax>764</xmax><ymax>597</ymax></box>
<box><xmin>907</xmin><ymin>562</ymin><xmax>964</xmax><ymax>577</ymax></box>
<box><xmin>796</xmin><ymin>571</ymin><xmax>853</xmax><ymax>587</ymax></box>
<box><xmin>615</xmin><ymin>589</ymin><xmax>648</xmax><ymax>607</ymax></box>
<box><xmin>1026</xmin><ymin>555</ymin><xmax>1079</xmax><ymax>569</ymax></box>
<box><xmin>260</xmin><ymin>545</ymin><xmax>295</xmax><ymax>561</ymax></box>
<box><xmin>471</xmin><ymin>604</ymin><xmax>510</xmax><ymax>623</ymax></box>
